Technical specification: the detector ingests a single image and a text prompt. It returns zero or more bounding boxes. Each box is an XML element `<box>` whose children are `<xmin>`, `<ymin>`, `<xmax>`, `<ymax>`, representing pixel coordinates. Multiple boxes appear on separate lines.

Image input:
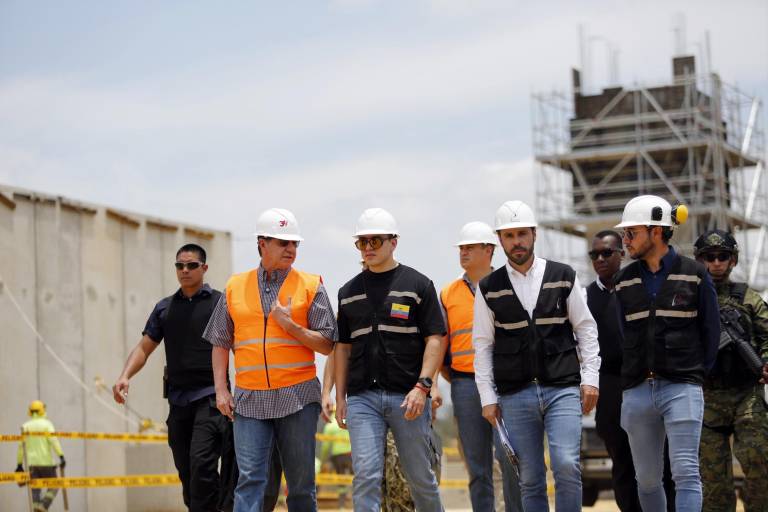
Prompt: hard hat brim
<box><xmin>253</xmin><ymin>232</ymin><xmax>305</xmax><ymax>242</ymax></box>
<box><xmin>353</xmin><ymin>229</ymin><xmax>400</xmax><ymax>237</ymax></box>
<box><xmin>614</xmin><ymin>221</ymin><xmax>672</xmax><ymax>228</ymax></box>
<box><xmin>454</xmin><ymin>239</ymin><xmax>499</xmax><ymax>246</ymax></box>
<box><xmin>495</xmin><ymin>222</ymin><xmax>537</xmax><ymax>231</ymax></box>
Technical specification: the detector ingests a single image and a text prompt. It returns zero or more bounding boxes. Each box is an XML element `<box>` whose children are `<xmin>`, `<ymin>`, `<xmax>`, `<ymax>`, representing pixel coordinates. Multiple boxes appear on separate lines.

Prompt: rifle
<box><xmin>719</xmin><ymin>308</ymin><xmax>765</xmax><ymax>381</ymax></box>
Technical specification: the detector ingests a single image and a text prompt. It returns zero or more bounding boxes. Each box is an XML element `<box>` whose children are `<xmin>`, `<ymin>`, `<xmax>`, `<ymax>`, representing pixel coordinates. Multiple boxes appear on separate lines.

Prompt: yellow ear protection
<box><xmin>672</xmin><ymin>204</ymin><xmax>688</xmax><ymax>225</ymax></box>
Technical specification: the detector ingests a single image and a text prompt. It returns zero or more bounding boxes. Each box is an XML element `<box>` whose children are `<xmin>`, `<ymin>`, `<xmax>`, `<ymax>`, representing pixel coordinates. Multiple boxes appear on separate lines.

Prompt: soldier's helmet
<box><xmin>694</xmin><ymin>229</ymin><xmax>738</xmax><ymax>257</ymax></box>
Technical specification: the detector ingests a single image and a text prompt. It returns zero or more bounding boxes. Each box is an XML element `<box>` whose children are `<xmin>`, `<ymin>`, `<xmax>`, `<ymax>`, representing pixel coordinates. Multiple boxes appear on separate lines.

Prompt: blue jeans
<box><xmin>346</xmin><ymin>389</ymin><xmax>443</xmax><ymax>512</ymax></box>
<box><xmin>452</xmin><ymin>377</ymin><xmax>522</xmax><ymax>512</ymax></box>
<box><xmin>498</xmin><ymin>384</ymin><xmax>582</xmax><ymax>512</ymax></box>
<box><xmin>621</xmin><ymin>378</ymin><xmax>704</xmax><ymax>512</ymax></box>
<box><xmin>232</xmin><ymin>402</ymin><xmax>320</xmax><ymax>512</ymax></box>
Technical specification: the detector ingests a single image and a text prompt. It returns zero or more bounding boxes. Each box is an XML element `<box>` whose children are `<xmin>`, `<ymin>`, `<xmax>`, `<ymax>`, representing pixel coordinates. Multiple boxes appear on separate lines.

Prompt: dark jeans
<box><xmin>597</xmin><ymin>373</ymin><xmax>676</xmax><ymax>512</ymax></box>
<box><xmin>167</xmin><ymin>396</ymin><xmax>238</xmax><ymax>512</ymax></box>
<box><xmin>263</xmin><ymin>445</ymin><xmax>282</xmax><ymax>512</ymax></box>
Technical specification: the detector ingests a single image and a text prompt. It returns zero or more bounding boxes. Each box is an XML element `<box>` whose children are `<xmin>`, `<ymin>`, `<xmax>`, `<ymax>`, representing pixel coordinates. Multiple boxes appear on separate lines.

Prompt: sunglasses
<box><xmin>175</xmin><ymin>261</ymin><xmax>203</xmax><ymax>270</ymax></box>
<box><xmin>703</xmin><ymin>252</ymin><xmax>731</xmax><ymax>263</ymax></box>
<box><xmin>588</xmin><ymin>249</ymin><xmax>619</xmax><ymax>261</ymax></box>
<box><xmin>621</xmin><ymin>227</ymin><xmax>650</xmax><ymax>241</ymax></box>
<box><xmin>354</xmin><ymin>236</ymin><xmax>392</xmax><ymax>250</ymax></box>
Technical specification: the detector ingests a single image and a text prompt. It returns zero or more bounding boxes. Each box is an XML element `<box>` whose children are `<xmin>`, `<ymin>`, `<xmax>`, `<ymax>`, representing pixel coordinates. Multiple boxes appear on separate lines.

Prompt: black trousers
<box><xmin>596</xmin><ymin>372</ymin><xmax>676</xmax><ymax>512</ymax></box>
<box><xmin>167</xmin><ymin>396</ymin><xmax>237</xmax><ymax>512</ymax></box>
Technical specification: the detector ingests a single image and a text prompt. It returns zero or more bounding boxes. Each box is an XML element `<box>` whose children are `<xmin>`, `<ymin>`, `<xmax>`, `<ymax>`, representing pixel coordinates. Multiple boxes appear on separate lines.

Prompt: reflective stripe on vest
<box><xmin>615</xmin><ymin>278</ymin><xmax>642</xmax><ymax>291</ymax></box>
<box><xmin>494</xmin><ymin>320</ymin><xmax>528</xmax><ymax>331</ymax></box>
<box><xmin>227</xmin><ymin>268</ymin><xmax>320</xmax><ymax>390</ymax></box>
<box><xmin>441</xmin><ymin>278</ymin><xmax>476</xmax><ymax>373</ymax></box>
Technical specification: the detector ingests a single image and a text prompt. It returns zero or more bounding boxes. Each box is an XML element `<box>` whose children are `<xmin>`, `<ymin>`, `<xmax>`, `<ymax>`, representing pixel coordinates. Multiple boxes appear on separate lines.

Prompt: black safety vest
<box><xmin>479</xmin><ymin>261</ymin><xmax>580</xmax><ymax>394</ymax></box>
<box><xmin>163</xmin><ymin>289</ymin><xmax>221</xmax><ymax>390</ymax></box>
<box><xmin>614</xmin><ymin>255</ymin><xmax>706</xmax><ymax>389</ymax></box>
<box><xmin>338</xmin><ymin>266</ymin><xmax>429</xmax><ymax>395</ymax></box>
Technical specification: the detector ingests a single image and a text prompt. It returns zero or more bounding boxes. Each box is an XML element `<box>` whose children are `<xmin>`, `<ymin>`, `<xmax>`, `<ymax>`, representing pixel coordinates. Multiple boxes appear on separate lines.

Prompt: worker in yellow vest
<box><xmin>16</xmin><ymin>400</ymin><xmax>65</xmax><ymax>512</ymax></box>
<box><xmin>440</xmin><ymin>222</ymin><xmax>522</xmax><ymax>512</ymax></box>
<box><xmin>204</xmin><ymin>208</ymin><xmax>337</xmax><ymax>512</ymax></box>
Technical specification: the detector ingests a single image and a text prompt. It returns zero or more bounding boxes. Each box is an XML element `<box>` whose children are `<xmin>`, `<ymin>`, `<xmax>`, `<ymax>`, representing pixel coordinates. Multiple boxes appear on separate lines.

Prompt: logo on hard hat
<box><xmin>279</xmin><ymin>220</ymin><xmax>288</xmax><ymax>227</ymax></box>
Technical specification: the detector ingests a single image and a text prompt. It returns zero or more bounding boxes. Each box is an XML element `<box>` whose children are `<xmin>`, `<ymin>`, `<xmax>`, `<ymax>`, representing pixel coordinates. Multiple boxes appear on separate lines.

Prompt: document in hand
<box><xmin>495</xmin><ymin>417</ymin><xmax>520</xmax><ymax>477</ymax></box>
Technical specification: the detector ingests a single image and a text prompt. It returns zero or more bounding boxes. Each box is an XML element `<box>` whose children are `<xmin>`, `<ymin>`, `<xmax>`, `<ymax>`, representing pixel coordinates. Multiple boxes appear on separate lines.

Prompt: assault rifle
<box><xmin>718</xmin><ymin>308</ymin><xmax>765</xmax><ymax>381</ymax></box>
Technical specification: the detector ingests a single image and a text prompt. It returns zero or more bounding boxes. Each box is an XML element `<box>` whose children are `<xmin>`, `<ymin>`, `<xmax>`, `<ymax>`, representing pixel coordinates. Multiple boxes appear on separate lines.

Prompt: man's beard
<box><xmin>629</xmin><ymin>238</ymin><xmax>653</xmax><ymax>261</ymax></box>
<box><xmin>505</xmin><ymin>245</ymin><xmax>533</xmax><ymax>266</ymax></box>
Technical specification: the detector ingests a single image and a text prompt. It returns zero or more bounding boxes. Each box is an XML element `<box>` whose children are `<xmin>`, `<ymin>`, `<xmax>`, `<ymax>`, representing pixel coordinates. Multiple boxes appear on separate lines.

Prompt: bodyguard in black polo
<box><xmin>113</xmin><ymin>244</ymin><xmax>236</xmax><ymax>512</ymax></box>
<box><xmin>335</xmin><ymin>208</ymin><xmax>446</xmax><ymax>511</ymax></box>
<box><xmin>613</xmin><ymin>196</ymin><xmax>719</xmax><ymax>512</ymax></box>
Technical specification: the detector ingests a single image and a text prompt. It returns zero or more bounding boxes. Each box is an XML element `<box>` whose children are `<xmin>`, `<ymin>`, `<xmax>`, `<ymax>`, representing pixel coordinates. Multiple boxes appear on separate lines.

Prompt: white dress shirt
<box><xmin>473</xmin><ymin>257</ymin><xmax>601</xmax><ymax>407</ymax></box>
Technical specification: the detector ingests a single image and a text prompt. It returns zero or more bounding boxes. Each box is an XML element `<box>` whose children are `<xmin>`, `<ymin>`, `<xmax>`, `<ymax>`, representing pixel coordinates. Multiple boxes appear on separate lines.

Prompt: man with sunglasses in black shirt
<box><xmin>335</xmin><ymin>208</ymin><xmax>447</xmax><ymax>511</ymax></box>
<box><xmin>113</xmin><ymin>243</ymin><xmax>236</xmax><ymax>511</ymax></box>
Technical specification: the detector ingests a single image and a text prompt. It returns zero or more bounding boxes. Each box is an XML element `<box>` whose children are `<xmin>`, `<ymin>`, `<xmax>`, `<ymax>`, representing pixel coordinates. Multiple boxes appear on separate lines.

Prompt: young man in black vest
<box><xmin>334</xmin><ymin>208</ymin><xmax>446</xmax><ymax>511</ymax></box>
<box><xmin>613</xmin><ymin>195</ymin><xmax>719</xmax><ymax>512</ymax></box>
<box><xmin>113</xmin><ymin>244</ymin><xmax>236</xmax><ymax>512</ymax></box>
<box><xmin>586</xmin><ymin>230</ymin><xmax>676</xmax><ymax>512</ymax></box>
<box><xmin>474</xmin><ymin>200</ymin><xmax>600</xmax><ymax>512</ymax></box>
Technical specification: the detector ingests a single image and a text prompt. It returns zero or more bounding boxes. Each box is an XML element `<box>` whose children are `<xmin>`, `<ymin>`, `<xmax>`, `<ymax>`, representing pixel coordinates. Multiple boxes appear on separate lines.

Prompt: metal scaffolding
<box><xmin>532</xmin><ymin>55</ymin><xmax>767</xmax><ymax>291</ymax></box>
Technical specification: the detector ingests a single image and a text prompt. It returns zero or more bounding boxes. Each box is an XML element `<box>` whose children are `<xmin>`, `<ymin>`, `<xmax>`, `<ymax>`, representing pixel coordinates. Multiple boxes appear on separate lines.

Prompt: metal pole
<box><xmin>60</xmin><ymin>464</ymin><xmax>69</xmax><ymax>511</ymax></box>
<box><xmin>21</xmin><ymin>428</ymin><xmax>34</xmax><ymax>512</ymax></box>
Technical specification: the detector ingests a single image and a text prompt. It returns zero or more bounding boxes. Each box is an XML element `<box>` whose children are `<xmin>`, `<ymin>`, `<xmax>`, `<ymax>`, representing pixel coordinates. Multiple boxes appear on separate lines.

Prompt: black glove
<box><xmin>59</xmin><ymin>455</ymin><xmax>66</xmax><ymax>469</ymax></box>
<box><xmin>15</xmin><ymin>464</ymin><xmax>23</xmax><ymax>473</ymax></box>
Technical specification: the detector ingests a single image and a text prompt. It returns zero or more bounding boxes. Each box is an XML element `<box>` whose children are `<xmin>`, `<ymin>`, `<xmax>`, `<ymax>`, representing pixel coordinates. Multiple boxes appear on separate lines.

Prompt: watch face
<box><xmin>420</xmin><ymin>377</ymin><xmax>433</xmax><ymax>387</ymax></box>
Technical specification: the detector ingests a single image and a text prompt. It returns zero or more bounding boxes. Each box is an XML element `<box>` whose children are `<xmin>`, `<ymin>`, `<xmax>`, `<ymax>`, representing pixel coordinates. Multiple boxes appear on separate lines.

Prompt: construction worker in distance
<box><xmin>585</xmin><ymin>230</ymin><xmax>676</xmax><ymax>512</ymax></box>
<box><xmin>440</xmin><ymin>221</ymin><xmax>522</xmax><ymax>512</ymax></box>
<box><xmin>335</xmin><ymin>207</ymin><xmax>447</xmax><ymax>511</ymax></box>
<box><xmin>113</xmin><ymin>243</ymin><xmax>237</xmax><ymax>512</ymax></box>
<box><xmin>16</xmin><ymin>400</ymin><xmax>65</xmax><ymax>512</ymax></box>
<box><xmin>693</xmin><ymin>229</ymin><xmax>768</xmax><ymax>512</ymax></box>
<box><xmin>474</xmin><ymin>200</ymin><xmax>600</xmax><ymax>512</ymax></box>
<box><xmin>204</xmin><ymin>208</ymin><xmax>337</xmax><ymax>512</ymax></box>
<box><xmin>613</xmin><ymin>195</ymin><xmax>719</xmax><ymax>512</ymax></box>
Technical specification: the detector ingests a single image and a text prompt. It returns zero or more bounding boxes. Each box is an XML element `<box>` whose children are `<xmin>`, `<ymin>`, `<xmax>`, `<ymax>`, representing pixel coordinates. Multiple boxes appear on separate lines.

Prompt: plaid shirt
<box><xmin>204</xmin><ymin>265</ymin><xmax>338</xmax><ymax>419</ymax></box>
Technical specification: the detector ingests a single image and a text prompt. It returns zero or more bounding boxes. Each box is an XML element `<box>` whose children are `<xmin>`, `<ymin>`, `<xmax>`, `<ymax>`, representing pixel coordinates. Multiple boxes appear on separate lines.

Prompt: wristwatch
<box><xmin>417</xmin><ymin>377</ymin><xmax>433</xmax><ymax>389</ymax></box>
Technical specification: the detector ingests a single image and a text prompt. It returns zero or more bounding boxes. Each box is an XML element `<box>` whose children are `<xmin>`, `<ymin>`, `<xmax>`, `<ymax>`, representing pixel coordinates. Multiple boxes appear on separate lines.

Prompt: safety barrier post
<box><xmin>21</xmin><ymin>429</ymin><xmax>33</xmax><ymax>512</ymax></box>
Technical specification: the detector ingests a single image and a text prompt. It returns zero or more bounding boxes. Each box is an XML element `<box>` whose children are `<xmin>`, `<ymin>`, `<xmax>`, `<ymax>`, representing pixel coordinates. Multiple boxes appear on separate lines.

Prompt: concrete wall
<box><xmin>0</xmin><ymin>186</ymin><xmax>232</xmax><ymax>512</ymax></box>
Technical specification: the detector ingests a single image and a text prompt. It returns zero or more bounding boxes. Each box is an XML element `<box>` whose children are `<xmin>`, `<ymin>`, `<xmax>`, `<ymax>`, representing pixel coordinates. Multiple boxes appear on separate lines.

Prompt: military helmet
<box><xmin>28</xmin><ymin>400</ymin><xmax>46</xmax><ymax>416</ymax></box>
<box><xmin>694</xmin><ymin>229</ymin><xmax>738</xmax><ymax>256</ymax></box>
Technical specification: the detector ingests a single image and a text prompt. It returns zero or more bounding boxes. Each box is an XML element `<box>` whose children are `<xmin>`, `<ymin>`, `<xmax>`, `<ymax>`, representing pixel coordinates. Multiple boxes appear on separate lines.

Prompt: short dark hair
<box><xmin>594</xmin><ymin>230</ymin><xmax>622</xmax><ymax>248</ymax></box>
<box><xmin>176</xmin><ymin>243</ymin><xmax>207</xmax><ymax>263</ymax></box>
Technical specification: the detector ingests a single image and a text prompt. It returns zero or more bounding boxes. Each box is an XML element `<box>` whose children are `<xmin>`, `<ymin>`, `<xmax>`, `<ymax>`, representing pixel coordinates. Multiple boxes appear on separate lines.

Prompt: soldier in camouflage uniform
<box><xmin>694</xmin><ymin>229</ymin><xmax>768</xmax><ymax>512</ymax></box>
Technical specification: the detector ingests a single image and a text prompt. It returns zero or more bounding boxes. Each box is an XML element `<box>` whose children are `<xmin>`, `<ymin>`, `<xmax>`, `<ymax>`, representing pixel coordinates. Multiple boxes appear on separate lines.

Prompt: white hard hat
<box><xmin>615</xmin><ymin>195</ymin><xmax>673</xmax><ymax>228</ymax></box>
<box><xmin>455</xmin><ymin>221</ymin><xmax>498</xmax><ymax>246</ymax></box>
<box><xmin>354</xmin><ymin>208</ymin><xmax>399</xmax><ymax>237</ymax></box>
<box><xmin>494</xmin><ymin>200</ymin><xmax>537</xmax><ymax>230</ymax></box>
<box><xmin>254</xmin><ymin>208</ymin><xmax>304</xmax><ymax>241</ymax></box>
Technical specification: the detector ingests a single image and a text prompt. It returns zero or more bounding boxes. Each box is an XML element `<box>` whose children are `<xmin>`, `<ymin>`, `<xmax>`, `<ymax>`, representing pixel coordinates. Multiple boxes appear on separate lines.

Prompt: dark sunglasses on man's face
<box><xmin>354</xmin><ymin>236</ymin><xmax>391</xmax><ymax>251</ymax></box>
<box><xmin>175</xmin><ymin>261</ymin><xmax>203</xmax><ymax>271</ymax></box>
<box><xmin>704</xmin><ymin>252</ymin><xmax>731</xmax><ymax>263</ymax></box>
<box><xmin>588</xmin><ymin>249</ymin><xmax>619</xmax><ymax>261</ymax></box>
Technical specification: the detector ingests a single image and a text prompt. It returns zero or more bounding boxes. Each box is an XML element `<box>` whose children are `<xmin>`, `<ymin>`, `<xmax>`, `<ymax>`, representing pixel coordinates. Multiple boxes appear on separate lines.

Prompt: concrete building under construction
<box><xmin>0</xmin><ymin>185</ymin><xmax>232</xmax><ymax>511</ymax></box>
<box><xmin>532</xmin><ymin>55</ymin><xmax>767</xmax><ymax>290</ymax></box>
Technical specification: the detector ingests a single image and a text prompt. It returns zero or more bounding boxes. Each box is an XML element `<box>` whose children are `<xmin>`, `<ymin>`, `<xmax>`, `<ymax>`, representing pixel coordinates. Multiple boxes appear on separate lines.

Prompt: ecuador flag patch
<box><xmin>390</xmin><ymin>303</ymin><xmax>410</xmax><ymax>319</ymax></box>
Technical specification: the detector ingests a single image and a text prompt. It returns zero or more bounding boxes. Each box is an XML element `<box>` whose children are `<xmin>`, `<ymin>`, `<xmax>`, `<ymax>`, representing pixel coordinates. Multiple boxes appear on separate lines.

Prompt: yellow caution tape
<box><xmin>28</xmin><ymin>474</ymin><xmax>181</xmax><ymax>488</ymax></box>
<box><xmin>0</xmin><ymin>472</ymin><xmax>29</xmax><ymax>484</ymax></box>
<box><xmin>0</xmin><ymin>432</ymin><xmax>169</xmax><ymax>443</ymax></box>
<box><xmin>443</xmin><ymin>447</ymin><xmax>459</xmax><ymax>457</ymax></box>
<box><xmin>315</xmin><ymin>473</ymin><xmax>468</xmax><ymax>489</ymax></box>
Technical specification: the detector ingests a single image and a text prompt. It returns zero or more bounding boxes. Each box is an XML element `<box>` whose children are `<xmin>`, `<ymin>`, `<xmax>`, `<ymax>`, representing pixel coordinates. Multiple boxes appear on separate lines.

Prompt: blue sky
<box><xmin>1</xmin><ymin>0</ymin><xmax>767</xmax><ymax>299</ymax></box>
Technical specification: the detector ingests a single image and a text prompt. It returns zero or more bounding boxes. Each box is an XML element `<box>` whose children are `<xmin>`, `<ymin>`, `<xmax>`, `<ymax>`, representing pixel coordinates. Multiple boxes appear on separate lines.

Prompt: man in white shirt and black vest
<box><xmin>335</xmin><ymin>208</ymin><xmax>447</xmax><ymax>512</ymax></box>
<box><xmin>613</xmin><ymin>195</ymin><xmax>719</xmax><ymax>512</ymax></box>
<box><xmin>473</xmin><ymin>200</ymin><xmax>600</xmax><ymax>512</ymax></box>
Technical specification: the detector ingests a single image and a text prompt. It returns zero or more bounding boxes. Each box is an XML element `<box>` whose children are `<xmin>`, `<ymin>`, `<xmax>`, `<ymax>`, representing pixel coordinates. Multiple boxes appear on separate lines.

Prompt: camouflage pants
<box><xmin>700</xmin><ymin>386</ymin><xmax>768</xmax><ymax>512</ymax></box>
<box><xmin>382</xmin><ymin>429</ymin><xmax>442</xmax><ymax>512</ymax></box>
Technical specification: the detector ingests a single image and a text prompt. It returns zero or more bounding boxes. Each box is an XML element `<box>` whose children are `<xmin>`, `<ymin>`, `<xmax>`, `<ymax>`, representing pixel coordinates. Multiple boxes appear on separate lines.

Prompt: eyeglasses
<box><xmin>354</xmin><ymin>236</ymin><xmax>392</xmax><ymax>250</ymax></box>
<box><xmin>703</xmin><ymin>252</ymin><xmax>731</xmax><ymax>263</ymax></box>
<box><xmin>264</xmin><ymin>237</ymin><xmax>300</xmax><ymax>248</ymax></box>
<box><xmin>588</xmin><ymin>249</ymin><xmax>619</xmax><ymax>261</ymax></box>
<box><xmin>621</xmin><ymin>227</ymin><xmax>649</xmax><ymax>241</ymax></box>
<box><xmin>175</xmin><ymin>261</ymin><xmax>203</xmax><ymax>270</ymax></box>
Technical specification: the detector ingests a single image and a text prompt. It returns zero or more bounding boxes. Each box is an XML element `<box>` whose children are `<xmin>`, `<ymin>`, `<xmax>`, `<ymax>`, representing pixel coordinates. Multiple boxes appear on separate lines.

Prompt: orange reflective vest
<box><xmin>226</xmin><ymin>268</ymin><xmax>320</xmax><ymax>390</ymax></box>
<box><xmin>441</xmin><ymin>278</ymin><xmax>476</xmax><ymax>373</ymax></box>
